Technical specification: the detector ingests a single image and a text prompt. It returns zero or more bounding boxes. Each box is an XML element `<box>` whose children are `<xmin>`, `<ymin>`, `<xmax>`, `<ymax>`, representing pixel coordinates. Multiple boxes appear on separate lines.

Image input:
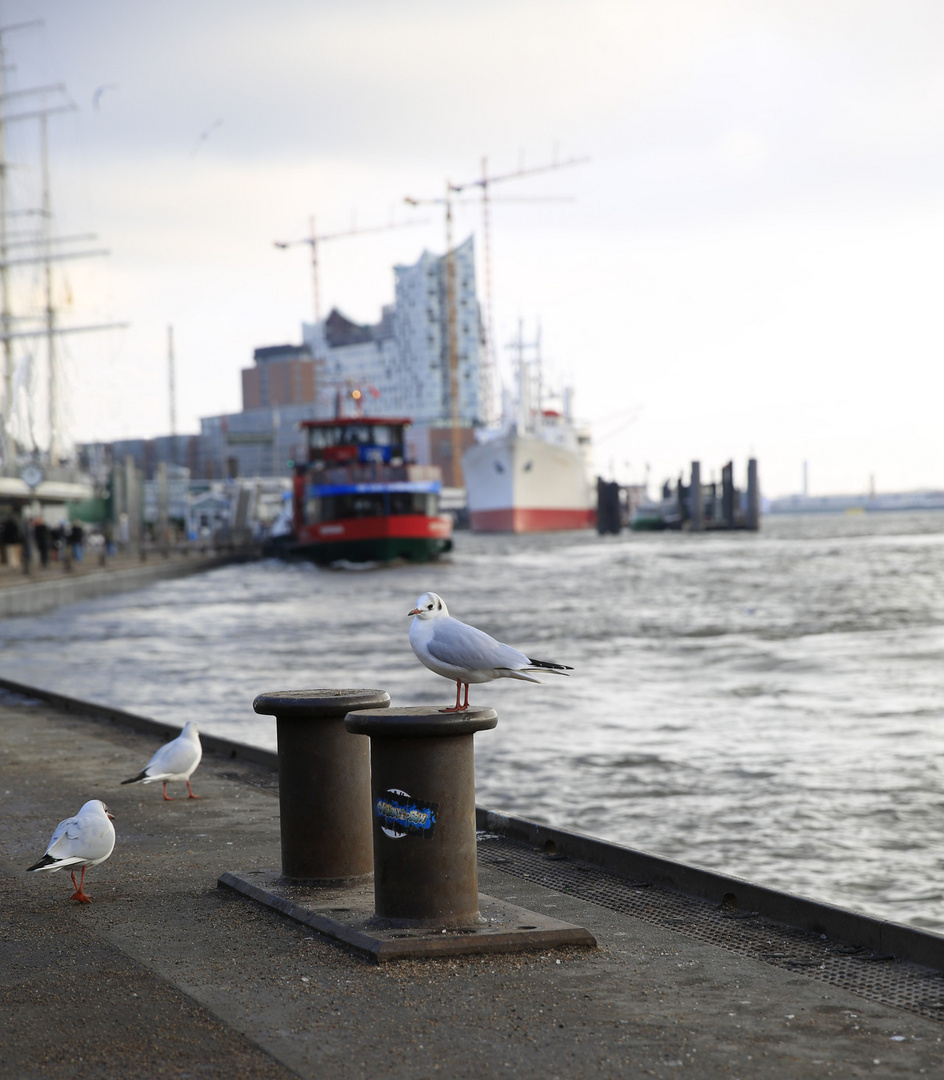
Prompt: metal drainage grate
<box><xmin>477</xmin><ymin>834</ymin><xmax>944</xmax><ymax>1023</ymax></box>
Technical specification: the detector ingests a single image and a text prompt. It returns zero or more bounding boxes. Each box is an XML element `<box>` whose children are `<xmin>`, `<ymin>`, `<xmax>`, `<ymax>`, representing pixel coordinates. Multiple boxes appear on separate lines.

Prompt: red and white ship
<box><xmin>462</xmin><ymin>328</ymin><xmax>595</xmax><ymax>533</ymax></box>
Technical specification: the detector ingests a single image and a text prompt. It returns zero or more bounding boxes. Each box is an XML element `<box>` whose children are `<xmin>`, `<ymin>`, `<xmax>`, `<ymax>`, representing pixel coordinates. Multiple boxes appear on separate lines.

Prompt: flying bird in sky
<box><xmin>92</xmin><ymin>83</ymin><xmax>118</xmax><ymax>111</ymax></box>
<box><xmin>27</xmin><ymin>799</ymin><xmax>116</xmax><ymax>903</ymax></box>
<box><xmin>121</xmin><ymin>720</ymin><xmax>203</xmax><ymax>800</ymax></box>
<box><xmin>192</xmin><ymin>117</ymin><xmax>223</xmax><ymax>156</ymax></box>
<box><xmin>408</xmin><ymin>591</ymin><xmax>572</xmax><ymax>712</ymax></box>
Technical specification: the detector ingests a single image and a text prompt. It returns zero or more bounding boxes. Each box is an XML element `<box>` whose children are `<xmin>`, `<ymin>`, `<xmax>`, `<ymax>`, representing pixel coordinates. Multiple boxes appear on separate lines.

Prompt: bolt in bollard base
<box><xmin>344</xmin><ymin>706</ymin><xmax>497</xmax><ymax>928</ymax></box>
<box><xmin>253</xmin><ymin>688</ymin><xmax>390</xmax><ymax>883</ymax></box>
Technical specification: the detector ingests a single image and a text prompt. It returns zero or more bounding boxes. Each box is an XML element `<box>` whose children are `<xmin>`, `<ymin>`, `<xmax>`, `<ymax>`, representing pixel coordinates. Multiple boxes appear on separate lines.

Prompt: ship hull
<box><xmin>291</xmin><ymin>514</ymin><xmax>453</xmax><ymax>565</ymax></box>
<box><xmin>469</xmin><ymin>506</ymin><xmax>595</xmax><ymax>532</ymax></box>
<box><xmin>463</xmin><ymin>432</ymin><xmax>595</xmax><ymax>534</ymax></box>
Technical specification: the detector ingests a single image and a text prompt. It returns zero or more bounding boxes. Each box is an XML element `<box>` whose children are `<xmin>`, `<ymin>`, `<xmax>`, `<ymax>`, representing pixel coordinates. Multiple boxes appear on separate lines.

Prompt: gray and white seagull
<box><xmin>27</xmin><ymin>799</ymin><xmax>116</xmax><ymax>903</ymax></box>
<box><xmin>408</xmin><ymin>591</ymin><xmax>572</xmax><ymax>712</ymax></box>
<box><xmin>121</xmin><ymin>720</ymin><xmax>203</xmax><ymax>801</ymax></box>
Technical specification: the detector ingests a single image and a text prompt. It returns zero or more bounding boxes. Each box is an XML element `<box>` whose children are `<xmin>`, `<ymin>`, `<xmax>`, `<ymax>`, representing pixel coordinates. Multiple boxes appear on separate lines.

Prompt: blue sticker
<box><xmin>376</xmin><ymin>788</ymin><xmax>438</xmax><ymax>839</ymax></box>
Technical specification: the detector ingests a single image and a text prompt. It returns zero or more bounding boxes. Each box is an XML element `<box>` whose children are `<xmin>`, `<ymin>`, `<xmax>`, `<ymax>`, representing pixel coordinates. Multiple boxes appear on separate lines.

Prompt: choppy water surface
<box><xmin>3</xmin><ymin>512</ymin><xmax>943</xmax><ymax>932</ymax></box>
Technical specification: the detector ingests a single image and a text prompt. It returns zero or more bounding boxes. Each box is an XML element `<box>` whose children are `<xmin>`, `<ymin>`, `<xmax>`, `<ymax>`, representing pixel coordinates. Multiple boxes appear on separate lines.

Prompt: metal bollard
<box><xmin>344</xmin><ymin>706</ymin><xmax>497</xmax><ymax>928</ymax></box>
<box><xmin>253</xmin><ymin>688</ymin><xmax>390</xmax><ymax>882</ymax></box>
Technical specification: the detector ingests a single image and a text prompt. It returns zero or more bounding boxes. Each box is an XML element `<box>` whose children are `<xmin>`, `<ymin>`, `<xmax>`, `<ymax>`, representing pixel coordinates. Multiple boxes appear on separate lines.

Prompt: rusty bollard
<box><xmin>344</xmin><ymin>706</ymin><xmax>497</xmax><ymax>928</ymax></box>
<box><xmin>253</xmin><ymin>689</ymin><xmax>390</xmax><ymax>882</ymax></box>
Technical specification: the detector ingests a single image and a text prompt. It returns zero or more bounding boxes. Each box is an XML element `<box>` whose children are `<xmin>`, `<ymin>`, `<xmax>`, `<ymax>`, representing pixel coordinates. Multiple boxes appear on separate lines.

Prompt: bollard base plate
<box><xmin>219</xmin><ymin>870</ymin><xmax>596</xmax><ymax>962</ymax></box>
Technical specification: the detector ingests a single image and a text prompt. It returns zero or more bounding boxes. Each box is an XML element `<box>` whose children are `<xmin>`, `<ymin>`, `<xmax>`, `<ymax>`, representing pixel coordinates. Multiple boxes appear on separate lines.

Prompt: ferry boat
<box><xmin>284</xmin><ymin>416</ymin><xmax>453</xmax><ymax>564</ymax></box>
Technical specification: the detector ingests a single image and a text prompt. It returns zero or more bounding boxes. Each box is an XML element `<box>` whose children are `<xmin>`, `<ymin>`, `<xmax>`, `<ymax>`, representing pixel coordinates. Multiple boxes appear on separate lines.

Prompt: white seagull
<box><xmin>121</xmin><ymin>720</ymin><xmax>203</xmax><ymax>801</ymax></box>
<box><xmin>408</xmin><ymin>591</ymin><xmax>573</xmax><ymax>712</ymax></box>
<box><xmin>27</xmin><ymin>799</ymin><xmax>116</xmax><ymax>903</ymax></box>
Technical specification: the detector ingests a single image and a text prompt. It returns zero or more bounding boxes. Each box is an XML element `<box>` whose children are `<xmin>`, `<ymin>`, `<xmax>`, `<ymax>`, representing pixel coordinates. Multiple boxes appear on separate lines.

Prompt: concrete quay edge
<box><xmin>0</xmin><ymin>549</ymin><xmax>257</xmax><ymax>617</ymax></box>
<box><xmin>3</xmin><ymin>689</ymin><xmax>944</xmax><ymax>1078</ymax></box>
<box><xmin>3</xmin><ymin>674</ymin><xmax>941</xmax><ymax>975</ymax></box>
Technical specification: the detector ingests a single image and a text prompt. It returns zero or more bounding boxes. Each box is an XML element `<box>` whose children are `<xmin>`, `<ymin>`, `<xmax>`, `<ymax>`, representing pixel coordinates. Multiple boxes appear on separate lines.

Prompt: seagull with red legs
<box><xmin>408</xmin><ymin>591</ymin><xmax>572</xmax><ymax>712</ymax></box>
<box><xmin>27</xmin><ymin>799</ymin><xmax>116</xmax><ymax>903</ymax></box>
<box><xmin>121</xmin><ymin>720</ymin><xmax>203</xmax><ymax>801</ymax></box>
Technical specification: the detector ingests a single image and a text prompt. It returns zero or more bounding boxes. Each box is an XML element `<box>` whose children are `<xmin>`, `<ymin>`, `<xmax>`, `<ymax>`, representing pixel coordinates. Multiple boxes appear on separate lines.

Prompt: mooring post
<box><xmin>344</xmin><ymin>706</ymin><xmax>497</xmax><ymax>928</ymax></box>
<box><xmin>253</xmin><ymin>688</ymin><xmax>390</xmax><ymax>882</ymax></box>
<box><xmin>746</xmin><ymin>457</ymin><xmax>760</xmax><ymax>530</ymax></box>
<box><xmin>690</xmin><ymin>460</ymin><xmax>704</xmax><ymax>531</ymax></box>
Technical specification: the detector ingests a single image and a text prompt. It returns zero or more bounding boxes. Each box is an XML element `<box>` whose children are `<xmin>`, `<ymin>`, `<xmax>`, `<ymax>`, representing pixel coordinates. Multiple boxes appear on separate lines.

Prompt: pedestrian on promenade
<box><xmin>33</xmin><ymin>519</ymin><xmax>50</xmax><ymax>568</ymax></box>
<box><xmin>69</xmin><ymin>521</ymin><xmax>84</xmax><ymax>562</ymax></box>
<box><xmin>50</xmin><ymin>523</ymin><xmax>62</xmax><ymax>561</ymax></box>
<box><xmin>2</xmin><ymin>514</ymin><xmax>22</xmax><ymax>570</ymax></box>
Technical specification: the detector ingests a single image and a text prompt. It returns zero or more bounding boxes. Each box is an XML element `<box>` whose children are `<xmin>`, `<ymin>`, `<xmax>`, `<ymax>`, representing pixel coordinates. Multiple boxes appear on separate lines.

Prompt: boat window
<box><xmin>370</xmin><ymin>426</ymin><xmax>392</xmax><ymax>446</ymax></box>
<box><xmin>389</xmin><ymin>491</ymin><xmax>437</xmax><ymax>516</ymax></box>
<box><xmin>318</xmin><ymin>494</ymin><xmax>386</xmax><ymax>519</ymax></box>
<box><xmin>305</xmin><ymin>497</ymin><xmax>322</xmax><ymax>524</ymax></box>
<box><xmin>308</xmin><ymin>426</ymin><xmax>341</xmax><ymax>450</ymax></box>
<box><xmin>340</xmin><ymin>426</ymin><xmax>363</xmax><ymax>444</ymax></box>
<box><xmin>389</xmin><ymin>492</ymin><xmax>414</xmax><ymax>515</ymax></box>
<box><xmin>352</xmin><ymin>495</ymin><xmax>384</xmax><ymax>517</ymax></box>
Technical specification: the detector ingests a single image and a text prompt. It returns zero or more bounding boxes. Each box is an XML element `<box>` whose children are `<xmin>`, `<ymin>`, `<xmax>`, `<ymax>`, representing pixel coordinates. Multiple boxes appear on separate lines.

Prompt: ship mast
<box><xmin>40</xmin><ymin>110</ymin><xmax>58</xmax><ymax>462</ymax></box>
<box><xmin>0</xmin><ymin>18</ymin><xmax>43</xmax><ymax>474</ymax></box>
<box><xmin>0</xmin><ymin>21</ymin><xmax>123</xmax><ymax>470</ymax></box>
<box><xmin>168</xmin><ymin>324</ymin><xmax>177</xmax><ymax>464</ymax></box>
<box><xmin>450</xmin><ymin>150</ymin><xmax>589</xmax><ymax>426</ymax></box>
<box><xmin>406</xmin><ymin>150</ymin><xmax>588</xmax><ymax>488</ymax></box>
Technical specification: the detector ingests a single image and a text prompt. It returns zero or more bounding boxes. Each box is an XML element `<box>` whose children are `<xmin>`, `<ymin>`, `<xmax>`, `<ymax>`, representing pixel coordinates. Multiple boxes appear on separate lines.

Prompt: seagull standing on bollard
<box><xmin>27</xmin><ymin>799</ymin><xmax>116</xmax><ymax>903</ymax></box>
<box><xmin>408</xmin><ymin>591</ymin><xmax>573</xmax><ymax>712</ymax></box>
<box><xmin>121</xmin><ymin>720</ymin><xmax>203</xmax><ymax>801</ymax></box>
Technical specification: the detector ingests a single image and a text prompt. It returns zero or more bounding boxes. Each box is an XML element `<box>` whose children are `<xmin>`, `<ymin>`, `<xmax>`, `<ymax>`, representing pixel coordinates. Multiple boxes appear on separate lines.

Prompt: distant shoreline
<box><xmin>767</xmin><ymin>493</ymin><xmax>944</xmax><ymax>514</ymax></box>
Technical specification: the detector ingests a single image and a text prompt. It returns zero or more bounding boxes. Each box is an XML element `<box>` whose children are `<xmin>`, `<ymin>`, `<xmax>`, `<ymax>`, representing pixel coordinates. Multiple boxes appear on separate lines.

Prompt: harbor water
<box><xmin>3</xmin><ymin>511</ymin><xmax>943</xmax><ymax>934</ymax></box>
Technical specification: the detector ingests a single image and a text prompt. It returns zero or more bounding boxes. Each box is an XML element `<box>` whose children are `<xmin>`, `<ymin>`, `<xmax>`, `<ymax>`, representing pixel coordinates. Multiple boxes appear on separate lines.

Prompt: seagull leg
<box><xmin>70</xmin><ymin>866</ymin><xmax>92</xmax><ymax>903</ymax></box>
<box><xmin>440</xmin><ymin>680</ymin><xmax>471</xmax><ymax>713</ymax></box>
<box><xmin>162</xmin><ymin>781</ymin><xmax>175</xmax><ymax>801</ymax></box>
<box><xmin>186</xmin><ymin>780</ymin><xmax>201</xmax><ymax>799</ymax></box>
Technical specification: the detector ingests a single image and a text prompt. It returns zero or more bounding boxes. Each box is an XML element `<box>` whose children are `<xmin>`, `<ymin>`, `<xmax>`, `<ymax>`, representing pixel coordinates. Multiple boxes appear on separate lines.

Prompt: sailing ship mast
<box><xmin>0</xmin><ymin>18</ymin><xmax>123</xmax><ymax>474</ymax></box>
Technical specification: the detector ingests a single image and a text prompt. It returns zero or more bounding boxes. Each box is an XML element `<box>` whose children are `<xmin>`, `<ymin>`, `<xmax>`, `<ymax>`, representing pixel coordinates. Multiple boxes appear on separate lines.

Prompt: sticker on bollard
<box><xmin>376</xmin><ymin>789</ymin><xmax>438</xmax><ymax>839</ymax></box>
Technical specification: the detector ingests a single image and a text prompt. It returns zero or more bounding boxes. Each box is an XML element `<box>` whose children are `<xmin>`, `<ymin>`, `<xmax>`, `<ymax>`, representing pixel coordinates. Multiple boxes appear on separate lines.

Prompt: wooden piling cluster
<box><xmin>597</xmin><ymin>457</ymin><xmax>760</xmax><ymax>533</ymax></box>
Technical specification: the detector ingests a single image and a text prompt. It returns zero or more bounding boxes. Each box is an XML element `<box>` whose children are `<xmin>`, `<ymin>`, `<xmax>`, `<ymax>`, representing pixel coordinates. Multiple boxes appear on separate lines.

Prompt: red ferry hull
<box><xmin>291</xmin><ymin>515</ymin><xmax>453</xmax><ymax>564</ymax></box>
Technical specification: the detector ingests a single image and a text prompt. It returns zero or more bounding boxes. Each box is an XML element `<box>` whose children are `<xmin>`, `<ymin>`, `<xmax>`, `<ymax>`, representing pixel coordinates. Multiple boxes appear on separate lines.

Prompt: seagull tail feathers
<box><xmin>501</xmin><ymin>669</ymin><xmax>544</xmax><ymax>683</ymax></box>
<box><xmin>26</xmin><ymin>853</ymin><xmax>57</xmax><ymax>873</ymax></box>
<box><xmin>526</xmin><ymin>657</ymin><xmax>573</xmax><ymax>676</ymax></box>
<box><xmin>121</xmin><ymin>770</ymin><xmax>148</xmax><ymax>785</ymax></box>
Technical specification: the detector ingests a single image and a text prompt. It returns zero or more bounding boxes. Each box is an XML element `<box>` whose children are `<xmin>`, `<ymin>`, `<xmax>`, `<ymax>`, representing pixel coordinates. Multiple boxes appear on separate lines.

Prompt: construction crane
<box><xmin>405</xmin><ymin>150</ymin><xmax>589</xmax><ymax>488</ymax></box>
<box><xmin>452</xmin><ymin>152</ymin><xmax>589</xmax><ymax>423</ymax></box>
<box><xmin>273</xmin><ymin>214</ymin><xmax>425</xmax><ymax>331</ymax></box>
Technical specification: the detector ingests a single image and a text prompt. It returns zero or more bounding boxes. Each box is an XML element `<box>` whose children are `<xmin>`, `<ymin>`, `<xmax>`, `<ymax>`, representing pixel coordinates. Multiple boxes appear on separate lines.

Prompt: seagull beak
<box><xmin>106</xmin><ymin>812</ymin><xmax>115</xmax><ymax>820</ymax></box>
<box><xmin>408</xmin><ymin>607</ymin><xmax>421</xmax><ymax>616</ymax></box>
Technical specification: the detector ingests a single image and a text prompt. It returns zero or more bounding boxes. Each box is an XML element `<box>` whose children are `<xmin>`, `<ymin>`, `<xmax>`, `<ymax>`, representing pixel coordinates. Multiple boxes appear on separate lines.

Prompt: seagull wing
<box><xmin>426</xmin><ymin>618</ymin><xmax>531</xmax><ymax>674</ymax></box>
<box><xmin>46</xmin><ymin>810</ymin><xmax>113</xmax><ymax>865</ymax></box>
<box><xmin>44</xmin><ymin>814</ymin><xmax>78</xmax><ymax>854</ymax></box>
<box><xmin>145</xmin><ymin>733</ymin><xmax>200</xmax><ymax>779</ymax></box>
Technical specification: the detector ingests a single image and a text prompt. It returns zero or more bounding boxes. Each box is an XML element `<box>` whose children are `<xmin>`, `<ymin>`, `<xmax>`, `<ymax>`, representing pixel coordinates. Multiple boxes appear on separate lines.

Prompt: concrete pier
<box><xmin>2</xmin><ymin>691</ymin><xmax>943</xmax><ymax>1079</ymax></box>
<box><xmin>0</xmin><ymin>545</ymin><xmax>256</xmax><ymax>617</ymax></box>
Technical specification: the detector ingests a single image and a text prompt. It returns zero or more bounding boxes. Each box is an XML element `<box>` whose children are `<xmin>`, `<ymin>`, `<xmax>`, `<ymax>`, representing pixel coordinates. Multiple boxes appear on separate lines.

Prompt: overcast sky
<box><xmin>2</xmin><ymin>0</ymin><xmax>943</xmax><ymax>497</ymax></box>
